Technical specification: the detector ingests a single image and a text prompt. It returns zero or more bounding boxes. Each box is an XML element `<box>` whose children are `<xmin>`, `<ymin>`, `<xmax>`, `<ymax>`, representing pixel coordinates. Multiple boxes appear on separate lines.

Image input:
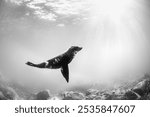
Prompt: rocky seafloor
<box><xmin>1</xmin><ymin>74</ymin><xmax>150</xmax><ymax>100</ymax></box>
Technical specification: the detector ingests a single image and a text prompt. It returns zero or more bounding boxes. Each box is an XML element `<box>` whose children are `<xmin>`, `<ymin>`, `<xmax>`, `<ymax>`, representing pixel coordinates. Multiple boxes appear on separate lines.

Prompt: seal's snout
<box><xmin>78</xmin><ymin>47</ymin><xmax>82</xmax><ymax>51</ymax></box>
<box><xmin>76</xmin><ymin>47</ymin><xmax>82</xmax><ymax>52</ymax></box>
<box><xmin>69</xmin><ymin>46</ymin><xmax>83</xmax><ymax>51</ymax></box>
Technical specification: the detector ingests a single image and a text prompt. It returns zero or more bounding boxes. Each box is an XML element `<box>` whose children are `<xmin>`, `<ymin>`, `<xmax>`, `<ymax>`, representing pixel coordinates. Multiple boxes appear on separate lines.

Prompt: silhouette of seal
<box><xmin>26</xmin><ymin>46</ymin><xmax>82</xmax><ymax>83</ymax></box>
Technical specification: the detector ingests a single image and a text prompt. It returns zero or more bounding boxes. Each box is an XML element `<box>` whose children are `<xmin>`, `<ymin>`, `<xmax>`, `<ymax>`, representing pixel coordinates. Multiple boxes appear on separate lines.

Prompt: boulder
<box><xmin>85</xmin><ymin>89</ymin><xmax>99</xmax><ymax>96</ymax></box>
<box><xmin>132</xmin><ymin>78</ymin><xmax>150</xmax><ymax>96</ymax></box>
<box><xmin>35</xmin><ymin>90</ymin><xmax>51</xmax><ymax>100</ymax></box>
<box><xmin>124</xmin><ymin>90</ymin><xmax>140</xmax><ymax>100</ymax></box>
<box><xmin>0</xmin><ymin>85</ymin><xmax>19</xmax><ymax>100</ymax></box>
<box><xmin>0</xmin><ymin>91</ymin><xmax>7</xmax><ymax>100</ymax></box>
<box><xmin>62</xmin><ymin>91</ymin><xmax>85</xmax><ymax>100</ymax></box>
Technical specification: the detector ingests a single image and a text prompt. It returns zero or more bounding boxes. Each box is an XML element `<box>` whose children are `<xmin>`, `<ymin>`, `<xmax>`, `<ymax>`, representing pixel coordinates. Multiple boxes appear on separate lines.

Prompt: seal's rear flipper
<box><xmin>26</xmin><ymin>61</ymin><xmax>47</xmax><ymax>68</ymax></box>
<box><xmin>26</xmin><ymin>61</ymin><xmax>35</xmax><ymax>66</ymax></box>
<box><xmin>61</xmin><ymin>64</ymin><xmax>69</xmax><ymax>83</ymax></box>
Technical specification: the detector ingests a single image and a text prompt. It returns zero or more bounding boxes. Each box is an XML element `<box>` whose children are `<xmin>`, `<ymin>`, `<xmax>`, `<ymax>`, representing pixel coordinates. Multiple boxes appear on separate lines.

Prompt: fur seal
<box><xmin>26</xmin><ymin>46</ymin><xmax>82</xmax><ymax>83</ymax></box>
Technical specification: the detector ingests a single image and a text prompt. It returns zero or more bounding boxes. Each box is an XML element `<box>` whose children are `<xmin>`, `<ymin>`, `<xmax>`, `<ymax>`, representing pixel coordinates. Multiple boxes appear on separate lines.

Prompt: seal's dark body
<box><xmin>26</xmin><ymin>46</ymin><xmax>82</xmax><ymax>83</ymax></box>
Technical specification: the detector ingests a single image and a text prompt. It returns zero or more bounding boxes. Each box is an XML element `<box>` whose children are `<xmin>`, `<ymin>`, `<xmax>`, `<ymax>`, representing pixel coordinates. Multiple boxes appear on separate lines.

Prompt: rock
<box><xmin>85</xmin><ymin>89</ymin><xmax>99</xmax><ymax>96</ymax></box>
<box><xmin>35</xmin><ymin>90</ymin><xmax>51</xmax><ymax>100</ymax></box>
<box><xmin>5</xmin><ymin>87</ymin><xmax>19</xmax><ymax>100</ymax></box>
<box><xmin>0</xmin><ymin>85</ymin><xmax>19</xmax><ymax>100</ymax></box>
<box><xmin>85</xmin><ymin>94</ymin><xmax>97</xmax><ymax>100</ymax></box>
<box><xmin>132</xmin><ymin>78</ymin><xmax>150</xmax><ymax>96</ymax></box>
<box><xmin>146</xmin><ymin>93</ymin><xmax>150</xmax><ymax>100</ymax></box>
<box><xmin>100</xmin><ymin>93</ymin><xmax>112</xmax><ymax>100</ymax></box>
<box><xmin>0</xmin><ymin>91</ymin><xmax>7</xmax><ymax>100</ymax></box>
<box><xmin>50</xmin><ymin>96</ymin><xmax>61</xmax><ymax>100</ymax></box>
<box><xmin>85</xmin><ymin>89</ymin><xmax>100</xmax><ymax>100</ymax></box>
<box><xmin>62</xmin><ymin>91</ymin><xmax>85</xmax><ymax>100</ymax></box>
<box><xmin>93</xmin><ymin>96</ymin><xmax>102</xmax><ymax>100</ymax></box>
<box><xmin>124</xmin><ymin>90</ymin><xmax>140</xmax><ymax>100</ymax></box>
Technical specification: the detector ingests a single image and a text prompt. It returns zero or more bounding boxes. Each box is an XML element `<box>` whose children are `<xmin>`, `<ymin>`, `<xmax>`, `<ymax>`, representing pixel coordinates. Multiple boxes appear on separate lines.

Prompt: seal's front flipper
<box><xmin>61</xmin><ymin>64</ymin><xmax>69</xmax><ymax>83</ymax></box>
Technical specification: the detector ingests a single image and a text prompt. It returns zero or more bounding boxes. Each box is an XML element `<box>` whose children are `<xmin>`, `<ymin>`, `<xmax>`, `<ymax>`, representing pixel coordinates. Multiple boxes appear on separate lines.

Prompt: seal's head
<box><xmin>68</xmin><ymin>46</ymin><xmax>82</xmax><ymax>55</ymax></box>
